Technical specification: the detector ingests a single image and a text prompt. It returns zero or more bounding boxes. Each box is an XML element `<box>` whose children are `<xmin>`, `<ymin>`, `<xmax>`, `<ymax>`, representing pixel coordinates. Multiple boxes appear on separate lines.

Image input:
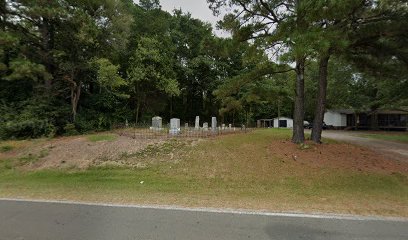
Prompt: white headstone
<box><xmin>185</xmin><ymin>123</ymin><xmax>189</xmax><ymax>129</ymax></box>
<box><xmin>203</xmin><ymin>122</ymin><xmax>209</xmax><ymax>131</ymax></box>
<box><xmin>169</xmin><ymin>118</ymin><xmax>181</xmax><ymax>135</ymax></box>
<box><xmin>152</xmin><ymin>116</ymin><xmax>162</xmax><ymax>130</ymax></box>
<box><xmin>195</xmin><ymin>116</ymin><xmax>200</xmax><ymax>129</ymax></box>
<box><xmin>222</xmin><ymin>124</ymin><xmax>226</xmax><ymax>130</ymax></box>
<box><xmin>211</xmin><ymin>117</ymin><xmax>217</xmax><ymax>132</ymax></box>
<box><xmin>229</xmin><ymin>124</ymin><xmax>232</xmax><ymax>129</ymax></box>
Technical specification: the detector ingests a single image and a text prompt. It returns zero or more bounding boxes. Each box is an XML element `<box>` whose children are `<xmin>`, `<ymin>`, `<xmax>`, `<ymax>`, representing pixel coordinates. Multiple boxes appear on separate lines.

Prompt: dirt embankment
<box><xmin>36</xmin><ymin>136</ymin><xmax>164</xmax><ymax>169</ymax></box>
<box><xmin>3</xmin><ymin>130</ymin><xmax>407</xmax><ymax>174</ymax></box>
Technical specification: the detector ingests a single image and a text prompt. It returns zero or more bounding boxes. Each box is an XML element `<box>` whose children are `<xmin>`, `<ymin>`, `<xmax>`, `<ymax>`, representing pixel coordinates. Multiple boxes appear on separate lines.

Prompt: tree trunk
<box><xmin>41</xmin><ymin>17</ymin><xmax>55</xmax><ymax>90</ymax></box>
<box><xmin>292</xmin><ymin>58</ymin><xmax>305</xmax><ymax>144</ymax></box>
<box><xmin>1</xmin><ymin>3</ymin><xmax>10</xmax><ymax>69</ymax></box>
<box><xmin>135</xmin><ymin>100</ymin><xmax>140</xmax><ymax>124</ymax></box>
<box><xmin>311</xmin><ymin>54</ymin><xmax>330</xmax><ymax>143</ymax></box>
<box><xmin>70</xmin><ymin>81</ymin><xmax>81</xmax><ymax>122</ymax></box>
<box><xmin>277</xmin><ymin>97</ymin><xmax>281</xmax><ymax>128</ymax></box>
<box><xmin>370</xmin><ymin>111</ymin><xmax>379</xmax><ymax>130</ymax></box>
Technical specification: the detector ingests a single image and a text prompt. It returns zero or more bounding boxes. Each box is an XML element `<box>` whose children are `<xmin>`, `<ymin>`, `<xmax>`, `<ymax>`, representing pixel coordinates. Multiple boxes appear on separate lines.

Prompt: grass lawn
<box><xmin>359</xmin><ymin>133</ymin><xmax>408</xmax><ymax>143</ymax></box>
<box><xmin>0</xmin><ymin>129</ymin><xmax>407</xmax><ymax>217</ymax></box>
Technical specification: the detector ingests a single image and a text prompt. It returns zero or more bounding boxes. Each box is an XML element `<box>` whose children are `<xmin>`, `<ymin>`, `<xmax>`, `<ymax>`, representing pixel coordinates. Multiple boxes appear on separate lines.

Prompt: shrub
<box><xmin>63</xmin><ymin>123</ymin><xmax>79</xmax><ymax>136</ymax></box>
<box><xmin>0</xmin><ymin>119</ymin><xmax>56</xmax><ymax>140</ymax></box>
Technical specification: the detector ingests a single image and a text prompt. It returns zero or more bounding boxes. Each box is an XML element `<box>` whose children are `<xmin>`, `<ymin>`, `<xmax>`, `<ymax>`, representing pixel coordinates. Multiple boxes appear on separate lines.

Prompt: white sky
<box><xmin>139</xmin><ymin>0</ymin><xmax>229</xmax><ymax>37</ymax></box>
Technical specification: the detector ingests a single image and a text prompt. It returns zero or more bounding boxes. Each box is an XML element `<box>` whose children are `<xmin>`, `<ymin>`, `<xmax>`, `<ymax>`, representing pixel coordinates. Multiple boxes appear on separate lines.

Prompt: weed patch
<box><xmin>0</xmin><ymin>148</ymin><xmax>49</xmax><ymax>170</ymax></box>
<box><xmin>87</xmin><ymin>134</ymin><xmax>118</xmax><ymax>142</ymax></box>
<box><xmin>125</xmin><ymin>139</ymin><xmax>188</xmax><ymax>159</ymax></box>
<box><xmin>0</xmin><ymin>145</ymin><xmax>13</xmax><ymax>152</ymax></box>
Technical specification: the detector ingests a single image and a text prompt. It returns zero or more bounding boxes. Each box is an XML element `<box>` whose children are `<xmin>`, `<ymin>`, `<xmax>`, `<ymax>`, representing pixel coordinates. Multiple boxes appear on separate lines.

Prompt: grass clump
<box><xmin>139</xmin><ymin>140</ymin><xmax>185</xmax><ymax>156</ymax></box>
<box><xmin>298</xmin><ymin>143</ymin><xmax>311</xmax><ymax>150</ymax></box>
<box><xmin>360</xmin><ymin>133</ymin><xmax>408</xmax><ymax>143</ymax></box>
<box><xmin>0</xmin><ymin>149</ymin><xmax>49</xmax><ymax>170</ymax></box>
<box><xmin>0</xmin><ymin>145</ymin><xmax>13</xmax><ymax>152</ymax></box>
<box><xmin>87</xmin><ymin>134</ymin><xmax>118</xmax><ymax>142</ymax></box>
<box><xmin>121</xmin><ymin>139</ymin><xmax>188</xmax><ymax>160</ymax></box>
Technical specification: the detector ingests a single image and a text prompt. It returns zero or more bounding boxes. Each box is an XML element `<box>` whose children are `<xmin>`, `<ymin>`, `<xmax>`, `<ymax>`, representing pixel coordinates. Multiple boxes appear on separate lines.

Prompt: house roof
<box><xmin>373</xmin><ymin>109</ymin><xmax>408</xmax><ymax>114</ymax></box>
<box><xmin>273</xmin><ymin>117</ymin><xmax>293</xmax><ymax>120</ymax></box>
<box><xmin>328</xmin><ymin>108</ymin><xmax>408</xmax><ymax>115</ymax></box>
<box><xmin>327</xmin><ymin>109</ymin><xmax>354</xmax><ymax>114</ymax></box>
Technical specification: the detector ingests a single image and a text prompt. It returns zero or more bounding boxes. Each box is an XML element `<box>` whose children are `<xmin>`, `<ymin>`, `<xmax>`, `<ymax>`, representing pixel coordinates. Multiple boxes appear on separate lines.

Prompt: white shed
<box><xmin>324</xmin><ymin>110</ymin><xmax>347</xmax><ymax>127</ymax></box>
<box><xmin>273</xmin><ymin>117</ymin><xmax>293</xmax><ymax>128</ymax></box>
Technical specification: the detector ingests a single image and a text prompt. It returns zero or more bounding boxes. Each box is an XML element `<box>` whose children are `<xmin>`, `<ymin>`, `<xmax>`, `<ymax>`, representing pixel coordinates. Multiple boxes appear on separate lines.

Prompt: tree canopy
<box><xmin>0</xmin><ymin>0</ymin><xmax>407</xmax><ymax>140</ymax></box>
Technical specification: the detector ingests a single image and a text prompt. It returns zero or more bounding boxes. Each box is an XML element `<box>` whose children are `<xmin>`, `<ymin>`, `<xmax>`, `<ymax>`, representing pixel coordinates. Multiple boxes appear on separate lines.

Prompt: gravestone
<box><xmin>151</xmin><ymin>116</ymin><xmax>162</xmax><ymax>130</ymax></box>
<box><xmin>185</xmin><ymin>123</ymin><xmax>189</xmax><ymax>129</ymax></box>
<box><xmin>195</xmin><ymin>116</ymin><xmax>200</xmax><ymax>129</ymax></box>
<box><xmin>211</xmin><ymin>117</ymin><xmax>217</xmax><ymax>132</ymax></box>
<box><xmin>203</xmin><ymin>122</ymin><xmax>209</xmax><ymax>131</ymax></box>
<box><xmin>125</xmin><ymin>119</ymin><xmax>129</xmax><ymax>128</ymax></box>
<box><xmin>229</xmin><ymin>124</ymin><xmax>232</xmax><ymax>130</ymax></box>
<box><xmin>222</xmin><ymin>124</ymin><xmax>226</xmax><ymax>130</ymax></box>
<box><xmin>169</xmin><ymin>118</ymin><xmax>181</xmax><ymax>135</ymax></box>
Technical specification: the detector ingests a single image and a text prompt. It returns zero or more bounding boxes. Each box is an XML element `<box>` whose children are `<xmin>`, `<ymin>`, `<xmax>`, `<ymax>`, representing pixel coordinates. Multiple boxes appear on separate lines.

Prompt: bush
<box><xmin>63</xmin><ymin>123</ymin><xmax>79</xmax><ymax>136</ymax></box>
<box><xmin>0</xmin><ymin>119</ymin><xmax>55</xmax><ymax>140</ymax></box>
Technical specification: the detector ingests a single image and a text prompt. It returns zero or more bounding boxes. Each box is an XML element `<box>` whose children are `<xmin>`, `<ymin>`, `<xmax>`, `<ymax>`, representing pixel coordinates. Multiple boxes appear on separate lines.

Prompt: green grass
<box><xmin>0</xmin><ymin>145</ymin><xmax>13</xmax><ymax>152</ymax></box>
<box><xmin>87</xmin><ymin>134</ymin><xmax>118</xmax><ymax>142</ymax></box>
<box><xmin>359</xmin><ymin>133</ymin><xmax>408</xmax><ymax>143</ymax></box>
<box><xmin>0</xmin><ymin>164</ymin><xmax>406</xmax><ymax>216</ymax></box>
<box><xmin>121</xmin><ymin>139</ymin><xmax>187</xmax><ymax>159</ymax></box>
<box><xmin>0</xmin><ymin>149</ymin><xmax>49</xmax><ymax>170</ymax></box>
<box><xmin>0</xmin><ymin>128</ymin><xmax>407</xmax><ymax>216</ymax></box>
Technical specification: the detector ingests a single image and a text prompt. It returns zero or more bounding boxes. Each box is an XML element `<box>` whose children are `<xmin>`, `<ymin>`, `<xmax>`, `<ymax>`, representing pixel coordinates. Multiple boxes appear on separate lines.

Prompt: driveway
<box><xmin>1</xmin><ymin>199</ymin><xmax>407</xmax><ymax>240</ymax></box>
<box><xmin>321</xmin><ymin>131</ymin><xmax>408</xmax><ymax>161</ymax></box>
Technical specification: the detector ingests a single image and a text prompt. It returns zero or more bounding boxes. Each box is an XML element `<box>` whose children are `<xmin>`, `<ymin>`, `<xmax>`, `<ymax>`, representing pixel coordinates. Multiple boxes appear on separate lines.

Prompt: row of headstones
<box><xmin>151</xmin><ymin>116</ymin><xmax>233</xmax><ymax>135</ymax></box>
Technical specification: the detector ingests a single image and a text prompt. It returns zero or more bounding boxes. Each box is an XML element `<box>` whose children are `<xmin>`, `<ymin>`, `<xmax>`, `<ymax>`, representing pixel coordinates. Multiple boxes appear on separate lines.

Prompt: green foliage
<box><xmin>87</xmin><ymin>134</ymin><xmax>118</xmax><ymax>142</ymax></box>
<box><xmin>63</xmin><ymin>124</ymin><xmax>79</xmax><ymax>136</ymax></box>
<box><xmin>139</xmin><ymin>0</ymin><xmax>161</xmax><ymax>10</ymax></box>
<box><xmin>5</xmin><ymin>59</ymin><xmax>52</xmax><ymax>82</ymax></box>
<box><xmin>127</xmin><ymin>37</ymin><xmax>180</xmax><ymax>97</ymax></box>
<box><xmin>0</xmin><ymin>120</ymin><xmax>55</xmax><ymax>140</ymax></box>
<box><xmin>92</xmin><ymin>58</ymin><xmax>127</xmax><ymax>91</ymax></box>
<box><xmin>1</xmin><ymin>0</ymin><xmax>406</xmax><ymax>140</ymax></box>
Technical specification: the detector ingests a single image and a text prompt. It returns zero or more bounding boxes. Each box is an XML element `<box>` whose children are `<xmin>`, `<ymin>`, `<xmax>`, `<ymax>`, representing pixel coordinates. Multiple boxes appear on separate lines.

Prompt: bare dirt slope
<box><xmin>38</xmin><ymin>136</ymin><xmax>165</xmax><ymax>169</ymax></box>
<box><xmin>0</xmin><ymin>134</ymin><xmax>166</xmax><ymax>170</ymax></box>
<box><xmin>321</xmin><ymin>131</ymin><xmax>408</xmax><ymax>162</ymax></box>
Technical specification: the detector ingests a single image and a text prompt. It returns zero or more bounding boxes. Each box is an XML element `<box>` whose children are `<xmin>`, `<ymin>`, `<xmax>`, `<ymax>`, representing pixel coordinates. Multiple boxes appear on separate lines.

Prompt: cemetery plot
<box><xmin>0</xmin><ymin>118</ymin><xmax>250</xmax><ymax>170</ymax></box>
<box><xmin>115</xmin><ymin>116</ymin><xmax>250</xmax><ymax>140</ymax></box>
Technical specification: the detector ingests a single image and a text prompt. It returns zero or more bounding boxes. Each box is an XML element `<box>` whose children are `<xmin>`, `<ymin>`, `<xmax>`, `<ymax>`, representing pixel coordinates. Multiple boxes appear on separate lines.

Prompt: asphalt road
<box><xmin>1</xmin><ymin>200</ymin><xmax>407</xmax><ymax>240</ymax></box>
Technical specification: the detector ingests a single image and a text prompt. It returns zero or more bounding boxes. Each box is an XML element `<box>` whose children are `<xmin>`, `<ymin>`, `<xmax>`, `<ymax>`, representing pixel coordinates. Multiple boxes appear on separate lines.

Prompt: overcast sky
<box><xmin>140</xmin><ymin>0</ymin><xmax>229</xmax><ymax>37</ymax></box>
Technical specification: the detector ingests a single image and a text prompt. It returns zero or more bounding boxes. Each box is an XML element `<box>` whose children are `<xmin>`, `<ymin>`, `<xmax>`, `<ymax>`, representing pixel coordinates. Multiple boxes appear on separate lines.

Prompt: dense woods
<box><xmin>1</xmin><ymin>0</ymin><xmax>407</xmax><ymax>143</ymax></box>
